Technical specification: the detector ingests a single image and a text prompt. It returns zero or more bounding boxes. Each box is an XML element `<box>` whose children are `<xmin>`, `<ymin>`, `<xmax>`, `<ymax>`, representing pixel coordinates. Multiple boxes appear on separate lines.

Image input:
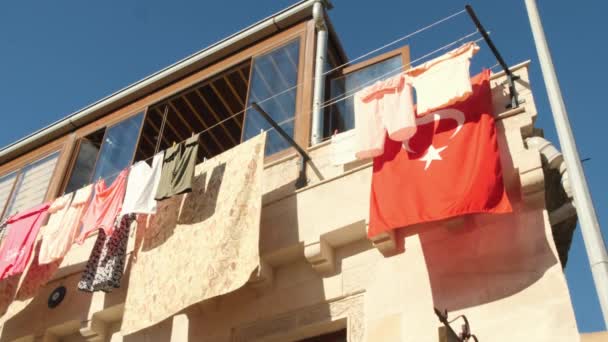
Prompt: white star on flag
<box><xmin>419</xmin><ymin>145</ymin><xmax>447</xmax><ymax>170</ymax></box>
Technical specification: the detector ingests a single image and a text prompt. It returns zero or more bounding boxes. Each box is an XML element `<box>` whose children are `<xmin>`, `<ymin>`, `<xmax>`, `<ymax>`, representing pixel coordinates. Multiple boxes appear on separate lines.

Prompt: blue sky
<box><xmin>0</xmin><ymin>0</ymin><xmax>606</xmax><ymax>333</ymax></box>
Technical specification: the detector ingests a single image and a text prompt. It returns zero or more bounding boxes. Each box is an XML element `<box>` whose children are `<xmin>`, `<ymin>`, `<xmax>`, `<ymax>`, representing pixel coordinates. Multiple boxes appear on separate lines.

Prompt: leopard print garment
<box><xmin>78</xmin><ymin>214</ymin><xmax>134</xmax><ymax>293</ymax></box>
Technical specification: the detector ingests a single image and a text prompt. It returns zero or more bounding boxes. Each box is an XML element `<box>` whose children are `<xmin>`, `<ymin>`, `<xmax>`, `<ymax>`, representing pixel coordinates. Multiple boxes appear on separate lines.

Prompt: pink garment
<box><xmin>77</xmin><ymin>170</ymin><xmax>128</xmax><ymax>244</ymax></box>
<box><xmin>407</xmin><ymin>42</ymin><xmax>480</xmax><ymax>115</ymax></box>
<box><xmin>354</xmin><ymin>73</ymin><xmax>416</xmax><ymax>159</ymax></box>
<box><xmin>0</xmin><ymin>202</ymin><xmax>49</xmax><ymax>280</ymax></box>
<box><xmin>39</xmin><ymin>184</ymin><xmax>92</xmax><ymax>263</ymax></box>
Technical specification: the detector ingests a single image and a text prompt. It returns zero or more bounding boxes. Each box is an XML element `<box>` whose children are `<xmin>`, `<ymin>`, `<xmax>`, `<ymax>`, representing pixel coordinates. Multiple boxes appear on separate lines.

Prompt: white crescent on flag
<box><xmin>402</xmin><ymin>108</ymin><xmax>466</xmax><ymax>171</ymax></box>
<box><xmin>402</xmin><ymin>108</ymin><xmax>465</xmax><ymax>153</ymax></box>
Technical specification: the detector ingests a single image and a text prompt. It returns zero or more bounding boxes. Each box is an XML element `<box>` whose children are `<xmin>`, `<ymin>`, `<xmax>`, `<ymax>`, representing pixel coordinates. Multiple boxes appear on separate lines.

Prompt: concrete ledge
<box><xmin>304</xmin><ymin>238</ymin><xmax>336</xmax><ymax>274</ymax></box>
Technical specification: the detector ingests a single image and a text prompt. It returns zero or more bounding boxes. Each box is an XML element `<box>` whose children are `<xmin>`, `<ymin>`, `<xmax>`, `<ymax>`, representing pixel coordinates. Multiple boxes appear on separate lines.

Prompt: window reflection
<box><xmin>243</xmin><ymin>39</ymin><xmax>300</xmax><ymax>155</ymax></box>
<box><xmin>324</xmin><ymin>55</ymin><xmax>403</xmax><ymax>138</ymax></box>
<box><xmin>64</xmin><ymin>113</ymin><xmax>144</xmax><ymax>194</ymax></box>
<box><xmin>64</xmin><ymin>129</ymin><xmax>104</xmax><ymax>194</ymax></box>
<box><xmin>91</xmin><ymin>113</ymin><xmax>144</xmax><ymax>184</ymax></box>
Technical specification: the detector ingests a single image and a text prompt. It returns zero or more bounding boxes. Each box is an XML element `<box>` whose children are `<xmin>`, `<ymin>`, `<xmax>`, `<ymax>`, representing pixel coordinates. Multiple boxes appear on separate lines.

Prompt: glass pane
<box><xmin>3</xmin><ymin>152</ymin><xmax>59</xmax><ymax>218</ymax></box>
<box><xmin>243</xmin><ymin>39</ymin><xmax>300</xmax><ymax>155</ymax></box>
<box><xmin>92</xmin><ymin>113</ymin><xmax>144</xmax><ymax>184</ymax></box>
<box><xmin>0</xmin><ymin>172</ymin><xmax>18</xmax><ymax>219</ymax></box>
<box><xmin>64</xmin><ymin>129</ymin><xmax>105</xmax><ymax>194</ymax></box>
<box><xmin>324</xmin><ymin>55</ymin><xmax>403</xmax><ymax>138</ymax></box>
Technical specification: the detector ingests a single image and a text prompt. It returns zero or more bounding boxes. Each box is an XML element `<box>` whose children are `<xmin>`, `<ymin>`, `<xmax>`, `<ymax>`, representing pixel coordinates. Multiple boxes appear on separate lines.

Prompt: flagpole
<box><xmin>524</xmin><ymin>0</ymin><xmax>608</xmax><ymax>327</ymax></box>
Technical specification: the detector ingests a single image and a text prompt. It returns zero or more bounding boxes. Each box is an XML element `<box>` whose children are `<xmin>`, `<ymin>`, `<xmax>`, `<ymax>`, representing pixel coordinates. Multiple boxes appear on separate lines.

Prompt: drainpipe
<box><xmin>526</xmin><ymin>136</ymin><xmax>576</xmax><ymax>225</ymax></box>
<box><xmin>310</xmin><ymin>0</ymin><xmax>328</xmax><ymax>145</ymax></box>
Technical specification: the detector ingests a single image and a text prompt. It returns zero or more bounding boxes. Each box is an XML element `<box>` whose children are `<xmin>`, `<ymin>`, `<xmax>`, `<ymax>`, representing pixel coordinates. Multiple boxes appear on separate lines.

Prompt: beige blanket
<box><xmin>121</xmin><ymin>133</ymin><xmax>266</xmax><ymax>335</ymax></box>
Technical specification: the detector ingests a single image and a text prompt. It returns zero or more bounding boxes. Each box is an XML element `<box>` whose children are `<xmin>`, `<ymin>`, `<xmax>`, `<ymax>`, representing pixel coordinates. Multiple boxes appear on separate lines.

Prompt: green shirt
<box><xmin>155</xmin><ymin>134</ymin><xmax>200</xmax><ymax>201</ymax></box>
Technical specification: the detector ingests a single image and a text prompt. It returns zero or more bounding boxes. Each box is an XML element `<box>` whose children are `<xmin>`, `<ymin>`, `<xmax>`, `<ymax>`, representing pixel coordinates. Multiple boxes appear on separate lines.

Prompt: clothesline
<box><xmin>248</xmin><ymin>9</ymin><xmax>468</xmax><ymax>118</ymax></box>
<box><xmin>324</xmin><ymin>9</ymin><xmax>467</xmax><ymax>77</ymax></box>
<box><xmin>321</xmin><ymin>30</ymin><xmax>482</xmax><ymax>109</ymax></box>
<box><xmin>94</xmin><ymin>32</ymin><xmax>486</xmax><ymax>184</ymax></box>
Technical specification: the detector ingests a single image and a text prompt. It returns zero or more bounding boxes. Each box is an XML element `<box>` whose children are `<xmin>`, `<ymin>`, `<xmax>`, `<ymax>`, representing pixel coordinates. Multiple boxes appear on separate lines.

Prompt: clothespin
<box><xmin>333</xmin><ymin>129</ymin><xmax>338</xmax><ymax>136</ymax></box>
<box><xmin>172</xmin><ymin>141</ymin><xmax>176</xmax><ymax>147</ymax></box>
<box><xmin>191</xmin><ymin>131</ymin><xmax>195</xmax><ymax>138</ymax></box>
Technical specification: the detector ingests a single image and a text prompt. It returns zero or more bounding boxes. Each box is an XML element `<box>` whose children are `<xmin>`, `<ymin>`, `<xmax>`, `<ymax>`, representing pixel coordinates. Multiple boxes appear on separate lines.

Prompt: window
<box><xmin>64</xmin><ymin>113</ymin><xmax>144</xmax><ymax>193</ymax></box>
<box><xmin>323</xmin><ymin>48</ymin><xmax>409</xmax><ymax>138</ymax></box>
<box><xmin>1</xmin><ymin>152</ymin><xmax>60</xmax><ymax>220</ymax></box>
<box><xmin>64</xmin><ymin>129</ymin><xmax>104</xmax><ymax>194</ymax></box>
<box><xmin>91</xmin><ymin>113</ymin><xmax>144</xmax><ymax>184</ymax></box>
<box><xmin>243</xmin><ymin>38</ymin><xmax>301</xmax><ymax>156</ymax></box>
<box><xmin>134</xmin><ymin>62</ymin><xmax>251</xmax><ymax>164</ymax></box>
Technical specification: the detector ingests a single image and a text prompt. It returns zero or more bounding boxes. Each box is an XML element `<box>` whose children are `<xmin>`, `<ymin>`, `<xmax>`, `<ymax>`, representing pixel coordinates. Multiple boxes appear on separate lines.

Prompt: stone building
<box><xmin>0</xmin><ymin>1</ymin><xmax>580</xmax><ymax>341</ymax></box>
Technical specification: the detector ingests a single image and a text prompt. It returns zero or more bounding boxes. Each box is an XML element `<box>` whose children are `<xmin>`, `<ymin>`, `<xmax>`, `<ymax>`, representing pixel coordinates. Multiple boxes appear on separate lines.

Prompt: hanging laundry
<box><xmin>368</xmin><ymin>70</ymin><xmax>511</xmax><ymax>238</ymax></box>
<box><xmin>330</xmin><ymin>130</ymin><xmax>357</xmax><ymax>166</ymax></box>
<box><xmin>78</xmin><ymin>213</ymin><xmax>134</xmax><ymax>293</ymax></box>
<box><xmin>39</xmin><ymin>184</ymin><xmax>92</xmax><ymax>263</ymax></box>
<box><xmin>77</xmin><ymin>169</ymin><xmax>128</xmax><ymax>244</ymax></box>
<box><xmin>155</xmin><ymin>134</ymin><xmax>200</xmax><ymax>201</ymax></box>
<box><xmin>354</xmin><ymin>73</ymin><xmax>416</xmax><ymax>159</ymax></box>
<box><xmin>37</xmin><ymin>193</ymin><xmax>72</xmax><ymax>263</ymax></box>
<box><xmin>122</xmin><ymin>132</ymin><xmax>265</xmax><ymax>335</ymax></box>
<box><xmin>407</xmin><ymin>42</ymin><xmax>480</xmax><ymax>115</ymax></box>
<box><xmin>121</xmin><ymin>151</ymin><xmax>164</xmax><ymax>216</ymax></box>
<box><xmin>14</xmin><ymin>240</ymin><xmax>62</xmax><ymax>301</ymax></box>
<box><xmin>0</xmin><ymin>275</ymin><xmax>19</xmax><ymax>316</ymax></box>
<box><xmin>0</xmin><ymin>202</ymin><xmax>49</xmax><ymax>280</ymax></box>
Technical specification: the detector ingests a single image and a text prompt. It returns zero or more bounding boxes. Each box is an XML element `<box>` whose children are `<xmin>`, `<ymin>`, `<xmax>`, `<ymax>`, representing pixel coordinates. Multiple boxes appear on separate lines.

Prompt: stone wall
<box><xmin>0</xmin><ymin>62</ymin><xmax>580</xmax><ymax>341</ymax></box>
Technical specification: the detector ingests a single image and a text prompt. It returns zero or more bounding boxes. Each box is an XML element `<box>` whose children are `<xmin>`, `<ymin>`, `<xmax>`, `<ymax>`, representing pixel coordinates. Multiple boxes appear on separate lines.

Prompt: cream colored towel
<box><xmin>121</xmin><ymin>133</ymin><xmax>266</xmax><ymax>335</ymax></box>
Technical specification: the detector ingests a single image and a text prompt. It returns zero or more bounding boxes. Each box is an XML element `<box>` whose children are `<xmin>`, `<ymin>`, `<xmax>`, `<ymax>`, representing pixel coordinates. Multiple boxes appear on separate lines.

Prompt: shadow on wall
<box><xmin>0</xmin><ymin>273</ymin><xmax>97</xmax><ymax>342</ymax></box>
<box><xmin>183</xmin><ymin>181</ymin><xmax>338</xmax><ymax>341</ymax></box>
<box><xmin>416</xmin><ymin>204</ymin><xmax>558</xmax><ymax>312</ymax></box>
<box><xmin>140</xmin><ymin>162</ymin><xmax>226</xmax><ymax>252</ymax></box>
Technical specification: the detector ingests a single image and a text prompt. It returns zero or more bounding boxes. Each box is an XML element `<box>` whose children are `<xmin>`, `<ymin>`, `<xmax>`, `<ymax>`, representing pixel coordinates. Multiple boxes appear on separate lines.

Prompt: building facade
<box><xmin>0</xmin><ymin>1</ymin><xmax>581</xmax><ymax>341</ymax></box>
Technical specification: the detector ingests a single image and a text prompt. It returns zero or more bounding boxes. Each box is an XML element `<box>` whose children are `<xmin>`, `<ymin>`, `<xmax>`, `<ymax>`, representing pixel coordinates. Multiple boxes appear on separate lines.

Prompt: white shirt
<box><xmin>121</xmin><ymin>151</ymin><xmax>164</xmax><ymax>216</ymax></box>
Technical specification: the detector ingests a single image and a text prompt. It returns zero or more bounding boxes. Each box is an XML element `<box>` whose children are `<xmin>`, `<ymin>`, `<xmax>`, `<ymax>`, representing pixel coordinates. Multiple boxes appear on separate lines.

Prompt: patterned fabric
<box><xmin>121</xmin><ymin>133</ymin><xmax>266</xmax><ymax>335</ymax></box>
<box><xmin>78</xmin><ymin>214</ymin><xmax>134</xmax><ymax>293</ymax></box>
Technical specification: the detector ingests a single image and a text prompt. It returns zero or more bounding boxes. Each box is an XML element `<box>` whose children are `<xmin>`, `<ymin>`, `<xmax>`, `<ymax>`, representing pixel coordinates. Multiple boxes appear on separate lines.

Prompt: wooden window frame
<box><xmin>1</xmin><ymin>20</ymin><xmax>316</xmax><ymax>208</ymax></box>
<box><xmin>70</xmin><ymin>21</ymin><xmax>312</xmax><ymax>168</ymax></box>
<box><xmin>60</xmin><ymin>109</ymin><xmax>146</xmax><ymax>194</ymax></box>
<box><xmin>322</xmin><ymin>45</ymin><xmax>411</xmax><ymax>139</ymax></box>
<box><xmin>340</xmin><ymin>45</ymin><xmax>410</xmax><ymax>76</ymax></box>
<box><xmin>240</xmin><ymin>34</ymin><xmax>307</xmax><ymax>161</ymax></box>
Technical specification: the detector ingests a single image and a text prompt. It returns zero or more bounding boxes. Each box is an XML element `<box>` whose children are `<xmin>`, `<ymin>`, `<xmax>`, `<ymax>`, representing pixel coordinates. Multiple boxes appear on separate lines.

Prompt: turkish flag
<box><xmin>368</xmin><ymin>70</ymin><xmax>512</xmax><ymax>238</ymax></box>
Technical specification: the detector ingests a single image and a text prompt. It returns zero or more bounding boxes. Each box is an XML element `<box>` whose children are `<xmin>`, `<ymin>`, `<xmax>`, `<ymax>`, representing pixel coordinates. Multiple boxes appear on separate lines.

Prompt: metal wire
<box><xmin>92</xmin><ymin>31</ymin><xmax>482</xmax><ymax>183</ymax></box>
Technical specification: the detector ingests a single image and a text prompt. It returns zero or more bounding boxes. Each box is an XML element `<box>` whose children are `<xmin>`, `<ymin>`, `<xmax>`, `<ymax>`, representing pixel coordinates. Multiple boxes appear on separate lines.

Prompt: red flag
<box><xmin>368</xmin><ymin>70</ymin><xmax>512</xmax><ymax>238</ymax></box>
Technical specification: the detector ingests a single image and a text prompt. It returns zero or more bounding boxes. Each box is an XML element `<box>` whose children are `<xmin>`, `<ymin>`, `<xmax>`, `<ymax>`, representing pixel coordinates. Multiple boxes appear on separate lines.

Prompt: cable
<box><xmin>321</xmin><ymin>32</ymin><xmax>482</xmax><ymax>110</ymax></box>
<box><xmin>324</xmin><ymin>9</ymin><xmax>467</xmax><ymax>76</ymax></box>
<box><xmin>91</xmin><ymin>32</ymin><xmax>482</xmax><ymax>184</ymax></box>
<box><xmin>227</xmin><ymin>8</ymin><xmax>468</xmax><ymax>123</ymax></box>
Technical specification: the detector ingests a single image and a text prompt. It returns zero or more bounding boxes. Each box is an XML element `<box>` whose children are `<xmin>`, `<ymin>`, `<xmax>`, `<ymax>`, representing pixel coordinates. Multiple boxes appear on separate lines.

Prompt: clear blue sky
<box><xmin>0</xmin><ymin>0</ymin><xmax>606</xmax><ymax>333</ymax></box>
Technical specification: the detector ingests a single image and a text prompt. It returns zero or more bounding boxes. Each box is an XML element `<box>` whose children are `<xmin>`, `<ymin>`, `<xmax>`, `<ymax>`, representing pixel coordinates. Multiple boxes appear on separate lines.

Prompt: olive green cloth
<box><xmin>155</xmin><ymin>134</ymin><xmax>200</xmax><ymax>200</ymax></box>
